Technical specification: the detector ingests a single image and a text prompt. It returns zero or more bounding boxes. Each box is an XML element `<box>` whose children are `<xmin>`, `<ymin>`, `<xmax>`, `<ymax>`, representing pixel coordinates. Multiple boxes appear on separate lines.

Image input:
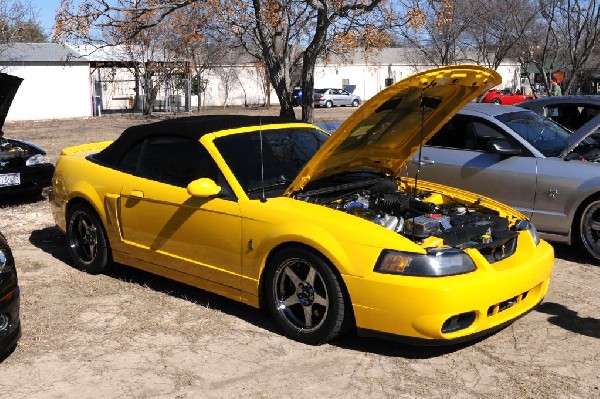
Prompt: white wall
<box><xmin>313</xmin><ymin>62</ymin><xmax>523</xmax><ymax>103</ymax></box>
<box><xmin>201</xmin><ymin>65</ymin><xmax>269</xmax><ymax>107</ymax></box>
<box><xmin>3</xmin><ymin>63</ymin><xmax>92</xmax><ymax>121</ymax></box>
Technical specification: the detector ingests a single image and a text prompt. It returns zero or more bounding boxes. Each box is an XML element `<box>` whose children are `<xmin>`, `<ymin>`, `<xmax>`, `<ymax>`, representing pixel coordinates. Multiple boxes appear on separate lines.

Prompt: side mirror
<box><xmin>484</xmin><ymin>138</ymin><xmax>522</xmax><ymax>156</ymax></box>
<box><xmin>187</xmin><ymin>178</ymin><xmax>221</xmax><ymax>197</ymax></box>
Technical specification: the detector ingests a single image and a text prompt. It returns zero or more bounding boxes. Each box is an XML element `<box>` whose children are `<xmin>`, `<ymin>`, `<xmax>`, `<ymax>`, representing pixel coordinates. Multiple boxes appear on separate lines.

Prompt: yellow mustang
<box><xmin>49</xmin><ymin>66</ymin><xmax>554</xmax><ymax>345</ymax></box>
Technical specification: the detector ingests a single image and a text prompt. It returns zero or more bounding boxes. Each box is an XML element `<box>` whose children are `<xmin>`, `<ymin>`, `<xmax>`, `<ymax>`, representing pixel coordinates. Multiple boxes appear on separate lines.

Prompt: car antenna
<box><xmin>414</xmin><ymin>89</ymin><xmax>426</xmax><ymax>197</ymax></box>
<box><xmin>259</xmin><ymin>117</ymin><xmax>267</xmax><ymax>203</ymax></box>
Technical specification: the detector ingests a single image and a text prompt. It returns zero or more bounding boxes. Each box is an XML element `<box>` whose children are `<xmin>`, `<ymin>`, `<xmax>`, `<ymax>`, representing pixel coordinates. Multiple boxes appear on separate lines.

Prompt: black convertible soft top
<box><xmin>94</xmin><ymin>115</ymin><xmax>298</xmax><ymax>166</ymax></box>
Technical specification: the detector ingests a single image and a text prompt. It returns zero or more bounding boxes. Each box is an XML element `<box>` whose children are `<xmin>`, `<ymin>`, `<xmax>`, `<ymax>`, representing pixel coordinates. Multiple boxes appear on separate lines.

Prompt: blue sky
<box><xmin>36</xmin><ymin>0</ymin><xmax>62</xmax><ymax>34</ymax></box>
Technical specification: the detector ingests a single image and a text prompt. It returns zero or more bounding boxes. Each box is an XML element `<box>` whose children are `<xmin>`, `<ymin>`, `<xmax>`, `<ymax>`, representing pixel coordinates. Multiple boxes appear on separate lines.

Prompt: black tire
<box><xmin>578</xmin><ymin>199</ymin><xmax>600</xmax><ymax>260</ymax></box>
<box><xmin>491</xmin><ymin>98</ymin><xmax>501</xmax><ymax>104</ymax></box>
<box><xmin>66</xmin><ymin>203</ymin><xmax>112</xmax><ymax>274</ymax></box>
<box><xmin>264</xmin><ymin>247</ymin><xmax>348</xmax><ymax>345</ymax></box>
<box><xmin>352</xmin><ymin>99</ymin><xmax>360</xmax><ymax>107</ymax></box>
<box><xmin>325</xmin><ymin>100</ymin><xmax>333</xmax><ymax>108</ymax></box>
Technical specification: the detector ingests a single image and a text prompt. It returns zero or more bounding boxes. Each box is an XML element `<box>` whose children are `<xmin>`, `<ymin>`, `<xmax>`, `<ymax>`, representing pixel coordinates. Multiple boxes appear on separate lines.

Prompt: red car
<box><xmin>480</xmin><ymin>89</ymin><xmax>534</xmax><ymax>105</ymax></box>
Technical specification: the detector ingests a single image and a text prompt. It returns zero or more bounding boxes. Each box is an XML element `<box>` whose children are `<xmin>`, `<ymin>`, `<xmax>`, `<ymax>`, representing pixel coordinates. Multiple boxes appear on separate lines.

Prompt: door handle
<box><xmin>410</xmin><ymin>158</ymin><xmax>435</xmax><ymax>166</ymax></box>
<box><xmin>128</xmin><ymin>190</ymin><xmax>144</xmax><ymax>199</ymax></box>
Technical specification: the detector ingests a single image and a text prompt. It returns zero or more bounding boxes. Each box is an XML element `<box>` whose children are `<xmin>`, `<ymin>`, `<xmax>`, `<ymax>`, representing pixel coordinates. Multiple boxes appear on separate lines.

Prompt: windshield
<box><xmin>214</xmin><ymin>127</ymin><xmax>328</xmax><ymax>198</ymax></box>
<box><xmin>495</xmin><ymin>110</ymin><xmax>572</xmax><ymax>157</ymax></box>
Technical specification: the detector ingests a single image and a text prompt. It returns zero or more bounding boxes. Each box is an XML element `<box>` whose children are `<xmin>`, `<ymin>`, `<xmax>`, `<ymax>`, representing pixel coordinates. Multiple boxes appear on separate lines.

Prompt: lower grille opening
<box><xmin>442</xmin><ymin>311</ymin><xmax>476</xmax><ymax>333</ymax></box>
<box><xmin>487</xmin><ymin>290</ymin><xmax>529</xmax><ymax>317</ymax></box>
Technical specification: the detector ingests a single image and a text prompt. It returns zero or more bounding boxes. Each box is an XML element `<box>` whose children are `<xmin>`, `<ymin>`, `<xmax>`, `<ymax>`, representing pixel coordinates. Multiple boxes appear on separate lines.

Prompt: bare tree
<box><xmin>54</xmin><ymin>0</ymin><xmax>404</xmax><ymax>122</ymax></box>
<box><xmin>396</xmin><ymin>0</ymin><xmax>477</xmax><ymax>66</ymax></box>
<box><xmin>0</xmin><ymin>0</ymin><xmax>46</xmax><ymax>43</ymax></box>
<box><xmin>555</xmin><ymin>0</ymin><xmax>600</xmax><ymax>94</ymax></box>
<box><xmin>464</xmin><ymin>0</ymin><xmax>537</xmax><ymax>70</ymax></box>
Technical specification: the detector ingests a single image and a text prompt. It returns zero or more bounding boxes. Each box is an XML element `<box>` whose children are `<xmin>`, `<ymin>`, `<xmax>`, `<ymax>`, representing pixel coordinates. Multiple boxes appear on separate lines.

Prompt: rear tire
<box><xmin>491</xmin><ymin>98</ymin><xmax>501</xmax><ymax>104</ymax></box>
<box><xmin>264</xmin><ymin>247</ymin><xmax>348</xmax><ymax>345</ymax></box>
<box><xmin>325</xmin><ymin>100</ymin><xmax>333</xmax><ymax>108</ymax></box>
<box><xmin>66</xmin><ymin>203</ymin><xmax>112</xmax><ymax>274</ymax></box>
<box><xmin>578</xmin><ymin>199</ymin><xmax>600</xmax><ymax>260</ymax></box>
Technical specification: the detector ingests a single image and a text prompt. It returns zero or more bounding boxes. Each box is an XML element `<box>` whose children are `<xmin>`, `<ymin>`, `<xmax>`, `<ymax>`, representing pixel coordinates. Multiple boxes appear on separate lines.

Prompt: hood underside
<box><xmin>286</xmin><ymin>65</ymin><xmax>501</xmax><ymax>195</ymax></box>
<box><xmin>562</xmin><ymin>114</ymin><xmax>600</xmax><ymax>157</ymax></box>
<box><xmin>0</xmin><ymin>72</ymin><xmax>23</xmax><ymax>136</ymax></box>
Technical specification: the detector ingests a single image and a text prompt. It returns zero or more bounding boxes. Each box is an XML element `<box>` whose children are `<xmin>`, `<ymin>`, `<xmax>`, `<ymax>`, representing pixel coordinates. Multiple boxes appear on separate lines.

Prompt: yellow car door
<box><xmin>116</xmin><ymin>135</ymin><xmax>242</xmax><ymax>290</ymax></box>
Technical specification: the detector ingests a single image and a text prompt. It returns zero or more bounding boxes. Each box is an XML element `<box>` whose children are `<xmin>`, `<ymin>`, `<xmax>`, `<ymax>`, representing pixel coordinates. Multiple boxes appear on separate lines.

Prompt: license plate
<box><xmin>0</xmin><ymin>173</ymin><xmax>21</xmax><ymax>187</ymax></box>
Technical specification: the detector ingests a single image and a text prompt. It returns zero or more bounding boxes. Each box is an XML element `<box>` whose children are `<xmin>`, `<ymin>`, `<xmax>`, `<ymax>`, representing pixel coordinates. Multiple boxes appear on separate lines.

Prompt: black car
<box><xmin>517</xmin><ymin>95</ymin><xmax>600</xmax><ymax>134</ymax></box>
<box><xmin>0</xmin><ymin>72</ymin><xmax>54</xmax><ymax>197</ymax></box>
<box><xmin>0</xmin><ymin>231</ymin><xmax>20</xmax><ymax>357</ymax></box>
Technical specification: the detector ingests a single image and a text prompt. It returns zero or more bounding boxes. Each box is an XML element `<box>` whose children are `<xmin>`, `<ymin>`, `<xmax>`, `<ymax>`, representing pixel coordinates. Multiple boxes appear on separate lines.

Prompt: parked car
<box><xmin>0</xmin><ymin>73</ymin><xmax>54</xmax><ymax>197</ymax></box>
<box><xmin>314</xmin><ymin>88</ymin><xmax>361</xmax><ymax>108</ymax></box>
<box><xmin>0</xmin><ymin>231</ymin><xmax>21</xmax><ymax>357</ymax></box>
<box><xmin>406</xmin><ymin>102</ymin><xmax>600</xmax><ymax>260</ymax></box>
<box><xmin>49</xmin><ymin>65</ymin><xmax>553</xmax><ymax>345</ymax></box>
<box><xmin>517</xmin><ymin>95</ymin><xmax>600</xmax><ymax>135</ymax></box>
<box><xmin>480</xmin><ymin>89</ymin><xmax>534</xmax><ymax>105</ymax></box>
<box><xmin>292</xmin><ymin>88</ymin><xmax>303</xmax><ymax>106</ymax></box>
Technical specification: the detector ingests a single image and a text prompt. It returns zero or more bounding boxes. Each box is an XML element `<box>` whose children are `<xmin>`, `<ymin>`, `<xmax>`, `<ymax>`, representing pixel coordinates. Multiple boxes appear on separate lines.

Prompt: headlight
<box><xmin>0</xmin><ymin>249</ymin><xmax>14</xmax><ymax>274</ymax></box>
<box><xmin>375</xmin><ymin>248</ymin><xmax>477</xmax><ymax>277</ymax></box>
<box><xmin>26</xmin><ymin>154</ymin><xmax>47</xmax><ymax>166</ymax></box>
<box><xmin>515</xmin><ymin>220</ymin><xmax>540</xmax><ymax>245</ymax></box>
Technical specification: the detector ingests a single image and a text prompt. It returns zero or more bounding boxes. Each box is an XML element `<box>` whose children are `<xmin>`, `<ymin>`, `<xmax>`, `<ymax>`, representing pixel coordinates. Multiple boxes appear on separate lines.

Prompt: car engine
<box><xmin>1</xmin><ymin>138</ymin><xmax>28</xmax><ymax>157</ymax></box>
<box><xmin>297</xmin><ymin>178</ymin><xmax>518</xmax><ymax>254</ymax></box>
<box><xmin>0</xmin><ymin>138</ymin><xmax>35</xmax><ymax>164</ymax></box>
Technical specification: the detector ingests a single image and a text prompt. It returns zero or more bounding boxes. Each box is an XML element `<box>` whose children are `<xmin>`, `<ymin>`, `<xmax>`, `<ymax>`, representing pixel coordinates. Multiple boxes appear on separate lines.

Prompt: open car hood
<box><xmin>561</xmin><ymin>114</ymin><xmax>600</xmax><ymax>157</ymax></box>
<box><xmin>0</xmin><ymin>72</ymin><xmax>23</xmax><ymax>136</ymax></box>
<box><xmin>285</xmin><ymin>65</ymin><xmax>501</xmax><ymax>195</ymax></box>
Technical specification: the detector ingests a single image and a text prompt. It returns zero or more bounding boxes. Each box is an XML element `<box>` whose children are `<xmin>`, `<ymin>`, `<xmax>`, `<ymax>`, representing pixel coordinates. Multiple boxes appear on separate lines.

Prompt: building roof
<box><xmin>0</xmin><ymin>42</ymin><xmax>85</xmax><ymax>63</ymax></box>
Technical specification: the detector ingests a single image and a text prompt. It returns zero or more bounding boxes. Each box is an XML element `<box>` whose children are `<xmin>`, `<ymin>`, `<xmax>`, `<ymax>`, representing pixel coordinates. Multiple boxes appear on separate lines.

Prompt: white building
<box><xmin>0</xmin><ymin>43</ymin><xmax>92</xmax><ymax>121</ymax></box>
<box><xmin>196</xmin><ymin>48</ymin><xmax>524</xmax><ymax>107</ymax></box>
<box><xmin>0</xmin><ymin>43</ymin><xmax>525</xmax><ymax>121</ymax></box>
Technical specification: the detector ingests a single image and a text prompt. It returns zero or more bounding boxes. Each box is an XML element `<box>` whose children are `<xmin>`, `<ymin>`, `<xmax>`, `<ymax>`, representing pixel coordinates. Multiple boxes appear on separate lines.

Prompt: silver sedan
<box><xmin>406</xmin><ymin>103</ymin><xmax>600</xmax><ymax>260</ymax></box>
<box><xmin>313</xmin><ymin>88</ymin><xmax>361</xmax><ymax>108</ymax></box>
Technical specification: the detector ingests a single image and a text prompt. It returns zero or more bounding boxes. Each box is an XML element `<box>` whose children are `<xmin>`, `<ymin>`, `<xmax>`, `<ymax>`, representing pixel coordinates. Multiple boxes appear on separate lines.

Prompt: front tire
<box><xmin>352</xmin><ymin>99</ymin><xmax>360</xmax><ymax>107</ymax></box>
<box><xmin>578</xmin><ymin>199</ymin><xmax>600</xmax><ymax>260</ymax></box>
<box><xmin>264</xmin><ymin>248</ymin><xmax>348</xmax><ymax>345</ymax></box>
<box><xmin>67</xmin><ymin>203</ymin><xmax>112</xmax><ymax>274</ymax></box>
<box><xmin>491</xmin><ymin>98</ymin><xmax>501</xmax><ymax>104</ymax></box>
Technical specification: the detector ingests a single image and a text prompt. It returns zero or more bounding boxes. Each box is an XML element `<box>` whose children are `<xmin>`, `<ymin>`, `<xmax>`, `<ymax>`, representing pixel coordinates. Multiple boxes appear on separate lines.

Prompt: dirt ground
<box><xmin>0</xmin><ymin>107</ymin><xmax>598</xmax><ymax>398</ymax></box>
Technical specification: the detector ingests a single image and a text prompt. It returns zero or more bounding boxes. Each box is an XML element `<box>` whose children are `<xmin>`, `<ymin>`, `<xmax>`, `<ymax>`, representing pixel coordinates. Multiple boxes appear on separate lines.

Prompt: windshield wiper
<box><xmin>247</xmin><ymin>176</ymin><xmax>292</xmax><ymax>194</ymax></box>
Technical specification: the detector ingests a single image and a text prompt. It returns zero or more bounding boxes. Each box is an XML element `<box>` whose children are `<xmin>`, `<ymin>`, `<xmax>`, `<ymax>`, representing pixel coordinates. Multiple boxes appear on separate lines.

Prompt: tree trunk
<box><xmin>300</xmin><ymin>9</ymin><xmax>329</xmax><ymax>123</ymax></box>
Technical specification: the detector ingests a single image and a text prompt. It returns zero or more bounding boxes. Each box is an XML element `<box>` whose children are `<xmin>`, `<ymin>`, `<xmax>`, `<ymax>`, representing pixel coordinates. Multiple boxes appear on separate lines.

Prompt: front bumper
<box><xmin>0</xmin><ymin>163</ymin><xmax>54</xmax><ymax>196</ymax></box>
<box><xmin>343</xmin><ymin>236</ymin><xmax>554</xmax><ymax>343</ymax></box>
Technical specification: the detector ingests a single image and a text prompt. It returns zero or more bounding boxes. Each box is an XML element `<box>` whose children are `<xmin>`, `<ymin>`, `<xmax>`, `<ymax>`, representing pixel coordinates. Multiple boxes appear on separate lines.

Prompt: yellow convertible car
<box><xmin>50</xmin><ymin>66</ymin><xmax>554</xmax><ymax>345</ymax></box>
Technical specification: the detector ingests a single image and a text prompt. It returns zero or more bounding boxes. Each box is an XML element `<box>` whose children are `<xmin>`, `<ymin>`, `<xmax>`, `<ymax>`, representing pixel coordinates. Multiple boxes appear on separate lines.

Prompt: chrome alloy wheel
<box><xmin>579</xmin><ymin>200</ymin><xmax>600</xmax><ymax>260</ymax></box>
<box><xmin>272</xmin><ymin>257</ymin><xmax>330</xmax><ymax>333</ymax></box>
<box><xmin>69</xmin><ymin>210</ymin><xmax>99</xmax><ymax>265</ymax></box>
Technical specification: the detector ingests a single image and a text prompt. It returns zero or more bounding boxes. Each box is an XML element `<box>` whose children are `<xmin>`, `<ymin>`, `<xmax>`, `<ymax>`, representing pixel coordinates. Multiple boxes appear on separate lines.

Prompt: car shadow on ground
<box><xmin>30</xmin><ymin>226</ymin><xmax>482</xmax><ymax>358</ymax></box>
<box><xmin>552</xmin><ymin>242</ymin><xmax>599</xmax><ymax>264</ymax></box>
<box><xmin>536</xmin><ymin>302</ymin><xmax>599</xmax><ymax>339</ymax></box>
<box><xmin>0</xmin><ymin>192</ymin><xmax>45</xmax><ymax>207</ymax></box>
<box><xmin>331</xmin><ymin>333</ymin><xmax>483</xmax><ymax>358</ymax></box>
<box><xmin>29</xmin><ymin>226</ymin><xmax>71</xmax><ymax>264</ymax></box>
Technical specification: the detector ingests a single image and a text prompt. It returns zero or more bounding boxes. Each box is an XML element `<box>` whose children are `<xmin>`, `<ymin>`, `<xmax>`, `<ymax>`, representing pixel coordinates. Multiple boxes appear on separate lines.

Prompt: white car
<box><xmin>313</xmin><ymin>88</ymin><xmax>361</xmax><ymax>108</ymax></box>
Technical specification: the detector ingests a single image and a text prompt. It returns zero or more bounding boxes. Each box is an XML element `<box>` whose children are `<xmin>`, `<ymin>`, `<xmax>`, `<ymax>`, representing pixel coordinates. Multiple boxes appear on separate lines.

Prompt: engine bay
<box><xmin>566</xmin><ymin>143</ymin><xmax>600</xmax><ymax>162</ymax></box>
<box><xmin>297</xmin><ymin>177</ymin><xmax>518</xmax><ymax>253</ymax></box>
<box><xmin>0</xmin><ymin>138</ymin><xmax>31</xmax><ymax>159</ymax></box>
